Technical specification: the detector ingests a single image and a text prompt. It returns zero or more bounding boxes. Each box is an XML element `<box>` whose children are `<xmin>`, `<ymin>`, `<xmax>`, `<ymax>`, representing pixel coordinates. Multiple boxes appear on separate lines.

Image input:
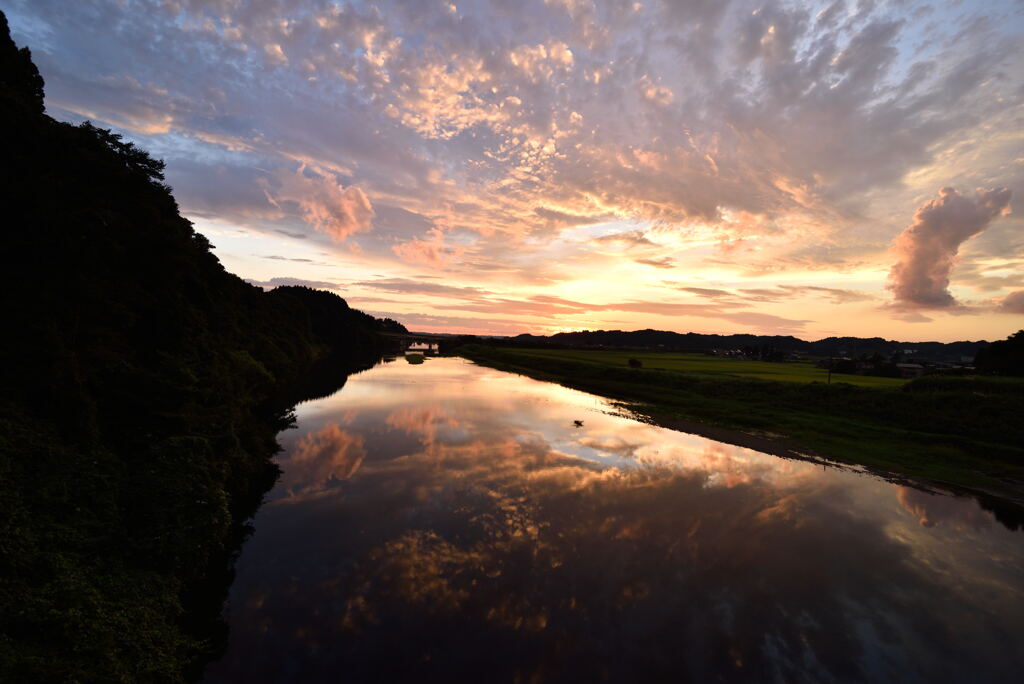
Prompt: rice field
<box><xmin>500</xmin><ymin>348</ymin><xmax>908</xmax><ymax>388</ymax></box>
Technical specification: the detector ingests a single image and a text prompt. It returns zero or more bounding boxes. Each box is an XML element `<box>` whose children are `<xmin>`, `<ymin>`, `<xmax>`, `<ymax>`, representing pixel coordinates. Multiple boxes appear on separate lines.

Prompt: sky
<box><xmin>5</xmin><ymin>0</ymin><xmax>1024</xmax><ymax>341</ymax></box>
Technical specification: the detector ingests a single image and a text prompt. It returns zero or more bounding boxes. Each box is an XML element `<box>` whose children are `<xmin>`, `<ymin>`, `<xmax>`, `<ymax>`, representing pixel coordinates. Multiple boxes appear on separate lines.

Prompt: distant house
<box><xmin>896</xmin><ymin>363</ymin><xmax>925</xmax><ymax>378</ymax></box>
<box><xmin>407</xmin><ymin>342</ymin><xmax>438</xmax><ymax>356</ymax></box>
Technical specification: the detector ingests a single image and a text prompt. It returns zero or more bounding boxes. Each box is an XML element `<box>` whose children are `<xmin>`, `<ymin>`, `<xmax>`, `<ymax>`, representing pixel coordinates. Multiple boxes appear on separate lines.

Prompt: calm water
<box><xmin>203</xmin><ymin>357</ymin><xmax>1023</xmax><ymax>683</ymax></box>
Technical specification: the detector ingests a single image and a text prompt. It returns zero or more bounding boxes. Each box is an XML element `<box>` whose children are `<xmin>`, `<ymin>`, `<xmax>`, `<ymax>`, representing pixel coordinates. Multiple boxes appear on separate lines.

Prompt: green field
<box><xmin>456</xmin><ymin>345</ymin><xmax>1024</xmax><ymax>505</ymax></box>
<box><xmin>496</xmin><ymin>348</ymin><xmax>907</xmax><ymax>388</ymax></box>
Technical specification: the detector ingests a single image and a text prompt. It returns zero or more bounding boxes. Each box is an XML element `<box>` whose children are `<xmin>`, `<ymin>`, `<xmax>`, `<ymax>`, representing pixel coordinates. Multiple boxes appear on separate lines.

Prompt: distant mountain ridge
<box><xmin>509</xmin><ymin>329</ymin><xmax>987</xmax><ymax>362</ymax></box>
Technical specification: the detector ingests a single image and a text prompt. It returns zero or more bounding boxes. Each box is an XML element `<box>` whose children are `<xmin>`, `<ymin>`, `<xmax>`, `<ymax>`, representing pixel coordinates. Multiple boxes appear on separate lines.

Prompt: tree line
<box><xmin>0</xmin><ymin>13</ymin><xmax>402</xmax><ymax>681</ymax></box>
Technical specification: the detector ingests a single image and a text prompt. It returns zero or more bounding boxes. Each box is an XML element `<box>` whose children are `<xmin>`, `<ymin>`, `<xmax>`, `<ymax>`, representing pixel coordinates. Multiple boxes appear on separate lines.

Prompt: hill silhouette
<box><xmin>508</xmin><ymin>329</ymin><xmax>987</xmax><ymax>362</ymax></box>
<box><xmin>0</xmin><ymin>13</ymin><xmax>402</xmax><ymax>682</ymax></box>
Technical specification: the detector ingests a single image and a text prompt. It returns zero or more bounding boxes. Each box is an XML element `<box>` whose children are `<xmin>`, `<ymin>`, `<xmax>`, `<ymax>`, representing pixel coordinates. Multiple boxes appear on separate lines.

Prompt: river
<box><xmin>202</xmin><ymin>356</ymin><xmax>1023</xmax><ymax>683</ymax></box>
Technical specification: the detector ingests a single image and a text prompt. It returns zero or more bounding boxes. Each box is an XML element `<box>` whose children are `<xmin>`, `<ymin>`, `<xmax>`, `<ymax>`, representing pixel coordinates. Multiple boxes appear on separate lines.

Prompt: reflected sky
<box><xmin>203</xmin><ymin>358</ymin><xmax>1024</xmax><ymax>683</ymax></box>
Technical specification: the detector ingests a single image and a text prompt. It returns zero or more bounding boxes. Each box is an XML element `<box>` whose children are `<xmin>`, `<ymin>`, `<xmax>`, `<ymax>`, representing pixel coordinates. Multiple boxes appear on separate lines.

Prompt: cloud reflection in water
<box><xmin>205</xmin><ymin>359</ymin><xmax>1024</xmax><ymax>683</ymax></box>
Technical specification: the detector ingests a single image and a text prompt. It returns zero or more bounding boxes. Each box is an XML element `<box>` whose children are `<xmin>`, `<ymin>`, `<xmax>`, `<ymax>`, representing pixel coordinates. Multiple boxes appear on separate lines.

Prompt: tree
<box><xmin>975</xmin><ymin>330</ymin><xmax>1024</xmax><ymax>376</ymax></box>
<box><xmin>0</xmin><ymin>12</ymin><xmax>44</xmax><ymax>113</ymax></box>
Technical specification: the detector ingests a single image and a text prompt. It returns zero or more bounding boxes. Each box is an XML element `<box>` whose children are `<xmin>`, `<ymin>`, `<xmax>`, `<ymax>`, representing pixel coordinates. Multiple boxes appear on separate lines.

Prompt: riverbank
<box><xmin>456</xmin><ymin>345</ymin><xmax>1024</xmax><ymax>507</ymax></box>
<box><xmin>0</xmin><ymin>349</ymin><xmax>386</xmax><ymax>683</ymax></box>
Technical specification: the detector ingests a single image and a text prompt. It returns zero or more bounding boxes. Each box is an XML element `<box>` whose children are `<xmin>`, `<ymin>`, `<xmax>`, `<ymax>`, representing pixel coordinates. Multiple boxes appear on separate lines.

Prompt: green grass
<box><xmin>498</xmin><ymin>348</ymin><xmax>907</xmax><ymax>388</ymax></box>
<box><xmin>456</xmin><ymin>345</ymin><xmax>1024</xmax><ymax>503</ymax></box>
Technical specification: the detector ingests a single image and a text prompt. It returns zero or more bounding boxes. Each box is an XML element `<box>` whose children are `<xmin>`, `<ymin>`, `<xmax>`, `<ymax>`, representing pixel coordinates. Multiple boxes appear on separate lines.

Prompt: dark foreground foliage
<box><xmin>0</xmin><ymin>15</ymin><xmax>401</xmax><ymax>682</ymax></box>
<box><xmin>975</xmin><ymin>330</ymin><xmax>1024</xmax><ymax>376</ymax></box>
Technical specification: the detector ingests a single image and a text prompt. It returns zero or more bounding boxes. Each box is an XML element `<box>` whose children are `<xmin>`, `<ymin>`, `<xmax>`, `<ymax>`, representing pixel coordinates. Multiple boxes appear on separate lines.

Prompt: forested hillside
<box><xmin>0</xmin><ymin>13</ymin><xmax>401</xmax><ymax>681</ymax></box>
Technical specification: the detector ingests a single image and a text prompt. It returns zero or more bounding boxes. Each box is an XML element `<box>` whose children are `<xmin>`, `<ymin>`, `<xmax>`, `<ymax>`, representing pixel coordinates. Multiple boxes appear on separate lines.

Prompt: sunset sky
<box><xmin>7</xmin><ymin>0</ymin><xmax>1023</xmax><ymax>340</ymax></box>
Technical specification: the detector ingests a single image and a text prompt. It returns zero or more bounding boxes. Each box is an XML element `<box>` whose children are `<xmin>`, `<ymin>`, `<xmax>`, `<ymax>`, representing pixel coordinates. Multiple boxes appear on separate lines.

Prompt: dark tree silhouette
<box><xmin>0</xmin><ymin>13</ymin><xmax>403</xmax><ymax>682</ymax></box>
<box><xmin>0</xmin><ymin>12</ymin><xmax>44</xmax><ymax>113</ymax></box>
<box><xmin>975</xmin><ymin>330</ymin><xmax>1024</xmax><ymax>376</ymax></box>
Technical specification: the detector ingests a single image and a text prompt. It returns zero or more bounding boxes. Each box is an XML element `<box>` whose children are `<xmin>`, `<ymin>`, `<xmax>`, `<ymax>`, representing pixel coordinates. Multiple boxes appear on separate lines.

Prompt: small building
<box><xmin>896</xmin><ymin>363</ymin><xmax>925</xmax><ymax>379</ymax></box>
<box><xmin>407</xmin><ymin>342</ymin><xmax>438</xmax><ymax>355</ymax></box>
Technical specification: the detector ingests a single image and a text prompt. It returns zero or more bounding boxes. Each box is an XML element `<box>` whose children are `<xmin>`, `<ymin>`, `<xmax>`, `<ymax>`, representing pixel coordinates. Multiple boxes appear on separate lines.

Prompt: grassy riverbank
<box><xmin>457</xmin><ymin>345</ymin><xmax>1024</xmax><ymax>502</ymax></box>
<box><xmin>481</xmin><ymin>348</ymin><xmax>908</xmax><ymax>387</ymax></box>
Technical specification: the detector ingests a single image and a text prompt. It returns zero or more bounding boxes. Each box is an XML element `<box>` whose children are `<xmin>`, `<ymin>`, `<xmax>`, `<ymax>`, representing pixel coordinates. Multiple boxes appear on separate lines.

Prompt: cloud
<box><xmin>888</xmin><ymin>187</ymin><xmax>1012</xmax><ymax>308</ymax></box>
<box><xmin>777</xmin><ymin>286</ymin><xmax>873</xmax><ymax>305</ymax></box>
<box><xmin>433</xmin><ymin>296</ymin><xmax>590</xmax><ymax>317</ymax></box>
<box><xmin>680</xmin><ymin>287</ymin><xmax>733</xmax><ymax>299</ymax></box>
<box><xmin>889</xmin><ymin>310</ymin><xmax>934</xmax><ymax>323</ymax></box>
<box><xmin>276</xmin><ymin>423</ymin><xmax>365</xmax><ymax>498</ymax></box>
<box><xmin>245</xmin><ymin>276</ymin><xmax>341</xmax><ymax>290</ymax></box>
<box><xmin>392</xmin><ymin>227</ymin><xmax>462</xmax><ymax>266</ymax></box>
<box><xmin>896</xmin><ymin>487</ymin><xmax>993</xmax><ymax>530</ymax></box>
<box><xmin>166</xmin><ymin>160</ymin><xmax>282</xmax><ymax>225</ymax></box>
<box><xmin>385</xmin><ymin>406</ymin><xmax>459</xmax><ymax>447</ymax></box>
<box><xmin>681</xmin><ymin>284</ymin><xmax>871</xmax><ymax>306</ymax></box>
<box><xmin>998</xmin><ymin>290</ymin><xmax>1024</xmax><ymax>314</ymax></box>
<box><xmin>595</xmin><ymin>230</ymin><xmax>655</xmax><ymax>247</ymax></box>
<box><xmin>535</xmin><ymin>207</ymin><xmax>610</xmax><ymax>228</ymax></box>
<box><xmin>354</xmin><ymin>277</ymin><xmax>486</xmax><ymax>298</ymax></box>
<box><xmin>31</xmin><ymin>0</ymin><xmax>1021</xmax><ymax>251</ymax></box>
<box><xmin>414</xmin><ymin>291</ymin><xmax>812</xmax><ymax>332</ymax></box>
<box><xmin>949</xmin><ymin>259</ymin><xmax>1024</xmax><ymax>293</ymax></box>
<box><xmin>265</xmin><ymin>164</ymin><xmax>375</xmax><ymax>241</ymax></box>
<box><xmin>596</xmin><ymin>302</ymin><xmax>812</xmax><ymax>333</ymax></box>
<box><xmin>260</xmin><ymin>255</ymin><xmax>315</xmax><ymax>263</ymax></box>
<box><xmin>738</xmin><ymin>288</ymin><xmax>787</xmax><ymax>302</ymax></box>
<box><xmin>634</xmin><ymin>257</ymin><xmax>675</xmax><ymax>269</ymax></box>
<box><xmin>366</xmin><ymin>311</ymin><xmax>528</xmax><ymax>336</ymax></box>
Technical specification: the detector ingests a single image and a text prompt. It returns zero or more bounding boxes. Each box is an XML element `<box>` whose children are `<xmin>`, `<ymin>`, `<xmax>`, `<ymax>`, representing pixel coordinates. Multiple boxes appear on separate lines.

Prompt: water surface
<box><xmin>203</xmin><ymin>357</ymin><xmax>1023</xmax><ymax>683</ymax></box>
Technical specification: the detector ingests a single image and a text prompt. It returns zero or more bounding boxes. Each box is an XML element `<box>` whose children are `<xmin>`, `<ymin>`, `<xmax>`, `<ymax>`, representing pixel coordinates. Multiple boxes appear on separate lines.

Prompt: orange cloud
<box><xmin>888</xmin><ymin>187</ymin><xmax>1011</xmax><ymax>308</ymax></box>
<box><xmin>385</xmin><ymin>406</ymin><xmax>459</xmax><ymax>446</ymax></box>
<box><xmin>392</xmin><ymin>226</ymin><xmax>462</xmax><ymax>266</ymax></box>
<box><xmin>279</xmin><ymin>423</ymin><xmax>366</xmax><ymax>497</ymax></box>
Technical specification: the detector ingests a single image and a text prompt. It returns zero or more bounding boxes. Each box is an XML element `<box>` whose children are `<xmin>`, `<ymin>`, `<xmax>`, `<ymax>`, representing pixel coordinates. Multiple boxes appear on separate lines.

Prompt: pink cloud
<box><xmin>266</xmin><ymin>164</ymin><xmax>374</xmax><ymax>241</ymax></box>
<box><xmin>888</xmin><ymin>187</ymin><xmax>1011</xmax><ymax>309</ymax></box>
<box><xmin>278</xmin><ymin>424</ymin><xmax>365</xmax><ymax>497</ymax></box>
<box><xmin>385</xmin><ymin>406</ymin><xmax>459</xmax><ymax>447</ymax></box>
<box><xmin>392</xmin><ymin>226</ymin><xmax>462</xmax><ymax>266</ymax></box>
<box><xmin>998</xmin><ymin>290</ymin><xmax>1024</xmax><ymax>314</ymax></box>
